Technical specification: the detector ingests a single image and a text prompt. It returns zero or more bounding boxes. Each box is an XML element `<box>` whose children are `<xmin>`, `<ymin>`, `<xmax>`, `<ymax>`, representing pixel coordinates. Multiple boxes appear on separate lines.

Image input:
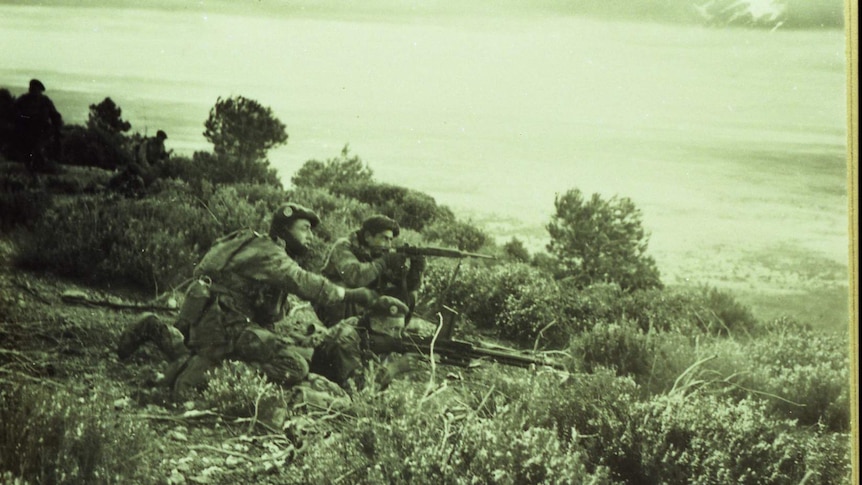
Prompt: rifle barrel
<box><xmin>396</xmin><ymin>246</ymin><xmax>495</xmax><ymax>260</ymax></box>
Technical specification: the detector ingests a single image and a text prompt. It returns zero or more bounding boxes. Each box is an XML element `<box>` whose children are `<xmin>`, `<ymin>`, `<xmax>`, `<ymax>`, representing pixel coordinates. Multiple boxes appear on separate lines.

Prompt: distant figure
<box><xmin>13</xmin><ymin>79</ymin><xmax>63</xmax><ymax>172</ymax></box>
<box><xmin>109</xmin><ymin>130</ymin><xmax>170</xmax><ymax>197</ymax></box>
<box><xmin>135</xmin><ymin>129</ymin><xmax>169</xmax><ymax>167</ymax></box>
<box><xmin>0</xmin><ymin>88</ymin><xmax>15</xmax><ymax>159</ymax></box>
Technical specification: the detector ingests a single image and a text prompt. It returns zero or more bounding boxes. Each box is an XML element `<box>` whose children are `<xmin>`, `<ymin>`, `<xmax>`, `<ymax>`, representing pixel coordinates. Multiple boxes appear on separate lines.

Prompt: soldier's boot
<box><xmin>117</xmin><ymin>313</ymin><xmax>188</xmax><ymax>361</ymax></box>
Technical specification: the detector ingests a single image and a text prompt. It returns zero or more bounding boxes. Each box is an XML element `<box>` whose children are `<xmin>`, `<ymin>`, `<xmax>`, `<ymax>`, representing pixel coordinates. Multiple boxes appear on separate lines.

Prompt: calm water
<box><xmin>0</xmin><ymin>5</ymin><xmax>849</xmax><ymax>286</ymax></box>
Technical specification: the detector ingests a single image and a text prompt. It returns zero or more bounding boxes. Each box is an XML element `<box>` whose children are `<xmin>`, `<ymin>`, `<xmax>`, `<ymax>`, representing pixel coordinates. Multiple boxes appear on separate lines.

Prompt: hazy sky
<box><xmin>0</xmin><ymin>0</ymin><xmax>851</xmax><ymax>286</ymax></box>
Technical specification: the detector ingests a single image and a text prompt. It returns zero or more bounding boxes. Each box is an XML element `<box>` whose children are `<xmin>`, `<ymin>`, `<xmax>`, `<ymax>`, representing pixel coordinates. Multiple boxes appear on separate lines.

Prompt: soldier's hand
<box><xmin>344</xmin><ymin>288</ymin><xmax>378</xmax><ymax>307</ymax></box>
<box><xmin>378</xmin><ymin>251</ymin><xmax>407</xmax><ymax>270</ymax></box>
<box><xmin>409</xmin><ymin>254</ymin><xmax>427</xmax><ymax>272</ymax></box>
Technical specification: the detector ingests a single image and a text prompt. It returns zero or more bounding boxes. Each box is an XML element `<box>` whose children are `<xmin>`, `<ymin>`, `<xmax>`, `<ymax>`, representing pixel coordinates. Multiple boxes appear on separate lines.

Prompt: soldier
<box><xmin>108</xmin><ymin>130</ymin><xmax>169</xmax><ymax>197</ymax></box>
<box><xmin>12</xmin><ymin>79</ymin><xmax>63</xmax><ymax>172</ymax></box>
<box><xmin>136</xmin><ymin>129</ymin><xmax>169</xmax><ymax>167</ymax></box>
<box><xmin>311</xmin><ymin>295</ymin><xmax>418</xmax><ymax>390</ymax></box>
<box><xmin>117</xmin><ymin>204</ymin><xmax>377</xmax><ymax>399</ymax></box>
<box><xmin>316</xmin><ymin>215</ymin><xmax>426</xmax><ymax>327</ymax></box>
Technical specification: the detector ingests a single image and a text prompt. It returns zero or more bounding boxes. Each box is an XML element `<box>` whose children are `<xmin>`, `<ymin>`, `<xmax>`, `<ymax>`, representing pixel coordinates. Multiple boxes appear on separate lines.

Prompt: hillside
<box><xmin>0</xmin><ymin>162</ymin><xmax>853</xmax><ymax>484</ymax></box>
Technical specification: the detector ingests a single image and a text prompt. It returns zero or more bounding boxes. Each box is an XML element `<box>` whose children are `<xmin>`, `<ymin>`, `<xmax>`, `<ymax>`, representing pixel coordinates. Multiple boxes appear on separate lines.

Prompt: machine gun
<box><xmin>382</xmin><ymin>307</ymin><xmax>566</xmax><ymax>372</ymax></box>
<box><xmin>395</xmin><ymin>245</ymin><xmax>495</xmax><ymax>260</ymax></box>
<box><xmin>394</xmin><ymin>333</ymin><xmax>566</xmax><ymax>371</ymax></box>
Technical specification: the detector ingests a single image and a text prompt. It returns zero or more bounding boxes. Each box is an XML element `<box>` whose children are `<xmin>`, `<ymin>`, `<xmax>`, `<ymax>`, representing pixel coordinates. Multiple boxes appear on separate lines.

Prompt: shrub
<box><xmin>502</xmin><ymin>237</ymin><xmax>531</xmax><ymax>263</ymax></box>
<box><xmin>0</xmin><ymin>188</ymin><xmax>53</xmax><ymax>232</ymax></box>
<box><xmin>470</xmin><ymin>366</ymin><xmax>641</xmax><ymax>477</ymax></box>
<box><xmin>0</xmin><ymin>383</ymin><xmax>158</xmax><ymax>485</ymax></box>
<box><xmin>497</xmin><ymin>276</ymin><xmax>567</xmax><ymax>347</ymax></box>
<box><xmin>282</xmin><ymin>380</ymin><xmax>610</xmax><ymax>484</ymax></box>
<box><xmin>189</xmin><ymin>150</ymin><xmax>282</xmax><ymax>187</ymax></box>
<box><xmin>699</xmin><ymin>285</ymin><xmax>759</xmax><ymax>335</ymax></box>
<box><xmin>14</xmin><ymin>191</ymin><xmax>219</xmax><ymax>291</ymax></box>
<box><xmin>567</xmin><ymin>320</ymin><xmax>698</xmax><ymax>396</ymax></box>
<box><xmin>421</xmin><ymin>217</ymin><xmax>490</xmax><ymax>252</ymax></box>
<box><xmin>61</xmin><ymin>124</ymin><xmax>132</xmax><ymax>169</ymax></box>
<box><xmin>547</xmin><ymin>189</ymin><xmax>662</xmax><ymax>291</ymax></box>
<box><xmin>622</xmin><ymin>392</ymin><xmax>851</xmax><ymax>484</ymax></box>
<box><xmin>86</xmin><ymin>97</ymin><xmax>132</xmax><ymax>135</ymax></box>
<box><xmin>291</xmin><ymin>146</ymin><xmax>374</xmax><ymax>191</ymax></box>
<box><xmin>200</xmin><ymin>361</ymin><xmax>289</xmax><ymax>420</ymax></box>
<box><xmin>744</xmin><ymin>319</ymin><xmax>850</xmax><ymax>431</ymax></box>
<box><xmin>558</xmin><ymin>283</ymin><xmax>758</xmax><ymax>337</ymax></box>
<box><xmin>333</xmin><ymin>181</ymin><xmax>444</xmax><ymax>232</ymax></box>
<box><xmin>422</xmin><ymin>261</ymin><xmax>550</xmax><ymax>332</ymax></box>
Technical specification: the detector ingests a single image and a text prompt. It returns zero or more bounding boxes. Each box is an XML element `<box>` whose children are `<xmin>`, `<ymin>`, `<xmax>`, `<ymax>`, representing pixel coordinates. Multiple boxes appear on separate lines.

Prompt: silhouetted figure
<box><xmin>0</xmin><ymin>88</ymin><xmax>15</xmax><ymax>160</ymax></box>
<box><xmin>136</xmin><ymin>129</ymin><xmax>169</xmax><ymax>167</ymax></box>
<box><xmin>13</xmin><ymin>79</ymin><xmax>63</xmax><ymax>172</ymax></box>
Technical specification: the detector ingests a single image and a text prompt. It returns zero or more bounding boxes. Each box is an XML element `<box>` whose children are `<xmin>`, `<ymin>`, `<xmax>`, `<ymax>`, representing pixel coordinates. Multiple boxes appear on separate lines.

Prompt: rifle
<box><xmin>395</xmin><ymin>334</ymin><xmax>566</xmax><ymax>371</ymax></box>
<box><xmin>380</xmin><ymin>308</ymin><xmax>565</xmax><ymax>371</ymax></box>
<box><xmin>395</xmin><ymin>245</ymin><xmax>495</xmax><ymax>260</ymax></box>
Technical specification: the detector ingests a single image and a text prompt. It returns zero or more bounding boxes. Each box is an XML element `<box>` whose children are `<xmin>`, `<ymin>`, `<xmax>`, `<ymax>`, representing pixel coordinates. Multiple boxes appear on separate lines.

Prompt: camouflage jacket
<box><xmin>320</xmin><ymin>232</ymin><xmax>422</xmax><ymax>294</ymax></box>
<box><xmin>194</xmin><ymin>229</ymin><xmax>344</xmax><ymax>327</ymax></box>
<box><xmin>316</xmin><ymin>232</ymin><xmax>423</xmax><ymax>326</ymax></box>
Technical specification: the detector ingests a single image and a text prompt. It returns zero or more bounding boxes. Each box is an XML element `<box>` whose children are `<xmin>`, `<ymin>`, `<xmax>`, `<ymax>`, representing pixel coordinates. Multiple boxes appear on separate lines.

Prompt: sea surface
<box><xmin>1</xmin><ymin>4</ymin><xmax>850</xmax><ymax>292</ymax></box>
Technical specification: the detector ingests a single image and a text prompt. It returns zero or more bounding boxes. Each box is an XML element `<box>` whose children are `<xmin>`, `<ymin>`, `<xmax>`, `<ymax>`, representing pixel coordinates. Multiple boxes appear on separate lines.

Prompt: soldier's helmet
<box><xmin>156</xmin><ymin>130</ymin><xmax>167</xmax><ymax>140</ymax></box>
<box><xmin>29</xmin><ymin>79</ymin><xmax>46</xmax><ymax>93</ymax></box>
<box><xmin>367</xmin><ymin>296</ymin><xmax>409</xmax><ymax>338</ymax></box>
<box><xmin>269</xmin><ymin>203</ymin><xmax>321</xmax><ymax>240</ymax></box>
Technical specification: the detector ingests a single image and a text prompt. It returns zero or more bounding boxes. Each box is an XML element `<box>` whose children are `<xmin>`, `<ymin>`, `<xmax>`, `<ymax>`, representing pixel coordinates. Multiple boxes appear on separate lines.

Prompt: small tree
<box><xmin>86</xmin><ymin>97</ymin><xmax>131</xmax><ymax>134</ymax></box>
<box><xmin>503</xmin><ymin>237</ymin><xmax>531</xmax><ymax>263</ymax></box>
<box><xmin>546</xmin><ymin>189</ymin><xmax>661</xmax><ymax>291</ymax></box>
<box><xmin>203</xmin><ymin>95</ymin><xmax>287</xmax><ymax>164</ymax></box>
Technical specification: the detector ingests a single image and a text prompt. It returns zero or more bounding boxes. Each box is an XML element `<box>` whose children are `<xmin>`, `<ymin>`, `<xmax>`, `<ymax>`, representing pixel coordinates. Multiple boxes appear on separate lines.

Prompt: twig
<box><xmin>422</xmin><ymin>312</ymin><xmax>445</xmax><ymax>399</ymax></box>
<box><xmin>532</xmin><ymin>320</ymin><xmax>557</xmax><ymax>353</ymax></box>
<box><xmin>334</xmin><ymin>467</ymin><xmax>360</xmax><ymax>484</ymax></box>
<box><xmin>188</xmin><ymin>444</ymin><xmax>253</xmax><ymax>460</ymax></box>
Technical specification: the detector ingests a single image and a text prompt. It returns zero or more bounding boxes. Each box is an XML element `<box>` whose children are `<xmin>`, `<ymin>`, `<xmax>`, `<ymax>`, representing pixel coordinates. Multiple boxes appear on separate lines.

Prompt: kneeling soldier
<box><xmin>117</xmin><ymin>204</ymin><xmax>376</xmax><ymax>399</ymax></box>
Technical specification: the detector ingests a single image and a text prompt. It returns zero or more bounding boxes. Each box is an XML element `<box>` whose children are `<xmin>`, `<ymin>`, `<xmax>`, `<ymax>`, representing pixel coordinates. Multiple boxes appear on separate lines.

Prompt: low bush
<box><xmin>621</xmin><ymin>392</ymin><xmax>851</xmax><ymax>484</ymax></box>
<box><xmin>333</xmin><ymin>181</ymin><xmax>445</xmax><ymax>232</ymax></box>
<box><xmin>0</xmin><ymin>383</ymin><xmax>158</xmax><ymax>485</ymax></box>
<box><xmin>421</xmin><ymin>217</ymin><xmax>490</xmax><ymax>253</ymax></box>
<box><xmin>290</xmin><ymin>147</ymin><xmax>374</xmax><ymax>192</ymax></box>
<box><xmin>160</xmin><ymin>151</ymin><xmax>282</xmax><ymax>189</ymax></box>
<box><xmin>567</xmin><ymin>320</ymin><xmax>698</xmax><ymax>395</ymax></box>
<box><xmin>744</xmin><ymin>319</ymin><xmax>850</xmax><ymax>431</ymax></box>
<box><xmin>559</xmin><ymin>283</ymin><xmax>759</xmax><ymax>337</ymax></box>
<box><xmin>61</xmin><ymin>124</ymin><xmax>133</xmax><ymax>169</ymax></box>
<box><xmin>200</xmin><ymin>361</ymin><xmax>289</xmax><ymax>420</ymax></box>
<box><xmin>282</xmin><ymin>379</ymin><xmax>611</xmax><ymax>484</ymax></box>
<box><xmin>0</xmin><ymin>188</ymin><xmax>53</xmax><ymax>232</ymax></box>
<box><xmin>422</xmin><ymin>261</ymin><xmax>549</xmax><ymax>333</ymax></box>
<box><xmin>12</xmin><ymin>183</ymin><xmax>285</xmax><ymax>292</ymax></box>
<box><xmin>497</xmin><ymin>276</ymin><xmax>567</xmax><ymax>347</ymax></box>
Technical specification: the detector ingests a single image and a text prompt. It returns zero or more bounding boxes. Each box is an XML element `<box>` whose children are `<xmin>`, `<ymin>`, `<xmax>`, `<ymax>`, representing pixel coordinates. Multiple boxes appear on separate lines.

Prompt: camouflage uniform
<box><xmin>169</xmin><ymin>228</ymin><xmax>348</xmax><ymax>397</ymax></box>
<box><xmin>312</xmin><ymin>296</ymin><xmax>415</xmax><ymax>390</ymax></box>
<box><xmin>119</xmin><ymin>226</ymin><xmax>360</xmax><ymax>399</ymax></box>
<box><xmin>316</xmin><ymin>231</ymin><xmax>424</xmax><ymax>326</ymax></box>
